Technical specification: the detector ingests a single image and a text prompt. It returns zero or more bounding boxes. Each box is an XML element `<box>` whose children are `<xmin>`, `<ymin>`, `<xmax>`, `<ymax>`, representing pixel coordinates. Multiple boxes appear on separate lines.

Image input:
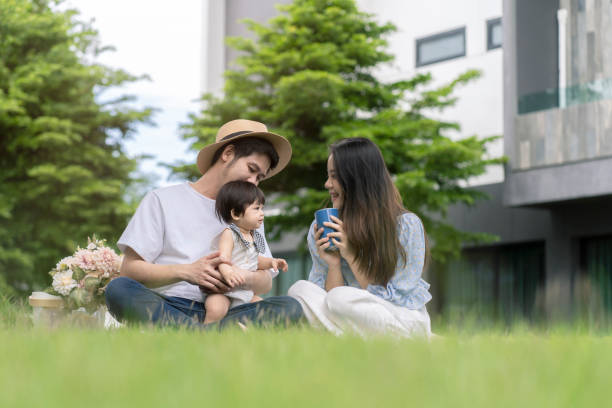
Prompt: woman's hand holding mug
<box><xmin>324</xmin><ymin>215</ymin><xmax>355</xmax><ymax>263</ymax></box>
<box><xmin>314</xmin><ymin>223</ymin><xmax>341</xmax><ymax>266</ymax></box>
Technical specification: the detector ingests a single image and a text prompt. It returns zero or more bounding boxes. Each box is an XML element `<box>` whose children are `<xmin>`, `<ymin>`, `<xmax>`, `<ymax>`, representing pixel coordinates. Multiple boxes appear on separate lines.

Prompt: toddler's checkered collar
<box><xmin>228</xmin><ymin>223</ymin><xmax>266</xmax><ymax>254</ymax></box>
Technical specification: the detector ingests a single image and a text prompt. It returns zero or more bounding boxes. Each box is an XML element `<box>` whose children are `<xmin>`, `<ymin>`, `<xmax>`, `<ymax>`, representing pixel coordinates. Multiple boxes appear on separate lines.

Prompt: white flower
<box><xmin>52</xmin><ymin>270</ymin><xmax>78</xmax><ymax>296</ymax></box>
<box><xmin>87</xmin><ymin>242</ymin><xmax>96</xmax><ymax>250</ymax></box>
<box><xmin>56</xmin><ymin>256</ymin><xmax>76</xmax><ymax>271</ymax></box>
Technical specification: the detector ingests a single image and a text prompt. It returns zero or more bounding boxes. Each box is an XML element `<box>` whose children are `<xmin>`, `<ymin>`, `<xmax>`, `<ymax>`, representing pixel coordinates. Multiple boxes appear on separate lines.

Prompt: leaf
<box><xmin>71</xmin><ymin>266</ymin><xmax>86</xmax><ymax>281</ymax></box>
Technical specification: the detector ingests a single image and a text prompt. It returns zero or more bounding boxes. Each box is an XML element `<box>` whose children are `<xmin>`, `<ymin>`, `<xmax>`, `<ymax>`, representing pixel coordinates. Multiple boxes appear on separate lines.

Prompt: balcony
<box><xmin>504</xmin><ymin>79</ymin><xmax>612</xmax><ymax>207</ymax></box>
<box><xmin>513</xmin><ymin>79</ymin><xmax>612</xmax><ymax>171</ymax></box>
<box><xmin>518</xmin><ymin>78</ymin><xmax>612</xmax><ymax>115</ymax></box>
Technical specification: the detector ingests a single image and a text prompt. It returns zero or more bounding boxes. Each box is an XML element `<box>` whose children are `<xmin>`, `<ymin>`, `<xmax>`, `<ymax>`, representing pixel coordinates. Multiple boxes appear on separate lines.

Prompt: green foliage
<box><xmin>0</xmin><ymin>273</ymin><xmax>16</xmax><ymax>299</ymax></box>
<box><xmin>0</xmin><ymin>0</ymin><xmax>153</xmax><ymax>292</ymax></box>
<box><xmin>172</xmin><ymin>0</ymin><xmax>505</xmax><ymax>261</ymax></box>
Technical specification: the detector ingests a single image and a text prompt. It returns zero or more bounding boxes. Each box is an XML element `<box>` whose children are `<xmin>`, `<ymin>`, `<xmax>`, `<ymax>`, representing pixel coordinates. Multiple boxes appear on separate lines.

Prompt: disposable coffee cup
<box><xmin>29</xmin><ymin>291</ymin><xmax>66</xmax><ymax>327</ymax></box>
<box><xmin>28</xmin><ymin>291</ymin><xmax>64</xmax><ymax>308</ymax></box>
<box><xmin>315</xmin><ymin>208</ymin><xmax>340</xmax><ymax>250</ymax></box>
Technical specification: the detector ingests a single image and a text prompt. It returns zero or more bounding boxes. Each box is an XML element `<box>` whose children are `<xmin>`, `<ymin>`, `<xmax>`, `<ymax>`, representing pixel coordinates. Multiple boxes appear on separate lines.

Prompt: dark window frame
<box><xmin>446</xmin><ymin>241</ymin><xmax>546</xmax><ymax>320</ymax></box>
<box><xmin>577</xmin><ymin>234</ymin><xmax>612</xmax><ymax>313</ymax></box>
<box><xmin>415</xmin><ymin>27</ymin><xmax>466</xmax><ymax>67</ymax></box>
<box><xmin>487</xmin><ymin>17</ymin><xmax>502</xmax><ymax>50</ymax></box>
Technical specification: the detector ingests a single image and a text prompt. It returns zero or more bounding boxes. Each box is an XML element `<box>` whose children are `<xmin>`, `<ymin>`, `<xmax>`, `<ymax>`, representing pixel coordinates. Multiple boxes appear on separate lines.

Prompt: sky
<box><xmin>62</xmin><ymin>0</ymin><xmax>203</xmax><ymax>187</ymax></box>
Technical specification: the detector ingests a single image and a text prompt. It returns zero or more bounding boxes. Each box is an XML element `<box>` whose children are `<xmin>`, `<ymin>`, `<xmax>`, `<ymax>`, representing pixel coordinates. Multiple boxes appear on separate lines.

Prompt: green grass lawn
<box><xmin>1</xmin><ymin>297</ymin><xmax>611</xmax><ymax>407</ymax></box>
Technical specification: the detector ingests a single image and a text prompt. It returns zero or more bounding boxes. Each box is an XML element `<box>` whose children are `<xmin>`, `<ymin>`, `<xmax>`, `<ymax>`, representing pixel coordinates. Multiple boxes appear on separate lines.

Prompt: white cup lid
<box><xmin>29</xmin><ymin>292</ymin><xmax>64</xmax><ymax>308</ymax></box>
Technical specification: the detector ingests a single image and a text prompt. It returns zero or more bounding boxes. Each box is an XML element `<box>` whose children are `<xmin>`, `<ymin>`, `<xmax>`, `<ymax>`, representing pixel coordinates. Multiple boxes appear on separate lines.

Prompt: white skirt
<box><xmin>288</xmin><ymin>280</ymin><xmax>432</xmax><ymax>338</ymax></box>
<box><xmin>226</xmin><ymin>289</ymin><xmax>253</xmax><ymax>308</ymax></box>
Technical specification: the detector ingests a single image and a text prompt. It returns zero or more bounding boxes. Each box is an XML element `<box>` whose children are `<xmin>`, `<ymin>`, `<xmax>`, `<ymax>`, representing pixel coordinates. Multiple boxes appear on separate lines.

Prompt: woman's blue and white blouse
<box><xmin>307</xmin><ymin>212</ymin><xmax>432</xmax><ymax>309</ymax></box>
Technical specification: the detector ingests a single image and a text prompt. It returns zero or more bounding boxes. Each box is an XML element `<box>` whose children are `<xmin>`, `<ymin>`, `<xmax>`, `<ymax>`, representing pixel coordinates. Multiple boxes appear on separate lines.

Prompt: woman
<box><xmin>288</xmin><ymin>138</ymin><xmax>432</xmax><ymax>337</ymax></box>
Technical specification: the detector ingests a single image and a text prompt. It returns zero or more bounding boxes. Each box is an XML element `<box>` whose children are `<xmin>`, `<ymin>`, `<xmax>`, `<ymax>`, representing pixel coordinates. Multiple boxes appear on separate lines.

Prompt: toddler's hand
<box><xmin>221</xmin><ymin>269</ymin><xmax>245</xmax><ymax>288</ymax></box>
<box><xmin>272</xmin><ymin>258</ymin><xmax>288</xmax><ymax>272</ymax></box>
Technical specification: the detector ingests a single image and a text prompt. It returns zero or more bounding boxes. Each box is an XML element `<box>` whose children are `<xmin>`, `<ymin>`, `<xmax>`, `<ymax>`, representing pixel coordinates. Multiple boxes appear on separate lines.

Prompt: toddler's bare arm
<box><xmin>258</xmin><ymin>255</ymin><xmax>288</xmax><ymax>272</ymax></box>
<box><xmin>218</xmin><ymin>229</ymin><xmax>244</xmax><ymax>287</ymax></box>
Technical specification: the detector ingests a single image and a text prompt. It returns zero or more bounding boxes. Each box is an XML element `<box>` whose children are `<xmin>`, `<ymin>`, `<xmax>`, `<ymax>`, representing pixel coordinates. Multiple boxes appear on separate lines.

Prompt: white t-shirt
<box><xmin>117</xmin><ymin>183</ymin><xmax>276</xmax><ymax>302</ymax></box>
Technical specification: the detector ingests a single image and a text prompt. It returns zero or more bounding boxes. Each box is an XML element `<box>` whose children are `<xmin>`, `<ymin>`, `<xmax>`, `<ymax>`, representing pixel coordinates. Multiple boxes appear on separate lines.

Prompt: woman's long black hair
<box><xmin>330</xmin><ymin>138</ymin><xmax>412</xmax><ymax>285</ymax></box>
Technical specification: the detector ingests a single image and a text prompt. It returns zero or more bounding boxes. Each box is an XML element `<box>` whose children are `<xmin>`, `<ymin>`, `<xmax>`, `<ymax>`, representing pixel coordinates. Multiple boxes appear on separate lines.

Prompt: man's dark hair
<box><xmin>215</xmin><ymin>180</ymin><xmax>266</xmax><ymax>224</ymax></box>
<box><xmin>211</xmin><ymin>137</ymin><xmax>279</xmax><ymax>172</ymax></box>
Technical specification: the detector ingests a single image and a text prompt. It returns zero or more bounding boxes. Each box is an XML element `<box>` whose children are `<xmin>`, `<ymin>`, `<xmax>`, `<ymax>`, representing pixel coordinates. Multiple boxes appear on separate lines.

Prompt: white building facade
<box><xmin>357</xmin><ymin>0</ymin><xmax>504</xmax><ymax>184</ymax></box>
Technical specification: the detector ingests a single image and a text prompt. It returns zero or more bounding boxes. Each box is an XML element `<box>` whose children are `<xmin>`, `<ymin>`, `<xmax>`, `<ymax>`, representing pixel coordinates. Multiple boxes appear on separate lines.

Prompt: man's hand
<box><xmin>180</xmin><ymin>251</ymin><xmax>232</xmax><ymax>293</ymax></box>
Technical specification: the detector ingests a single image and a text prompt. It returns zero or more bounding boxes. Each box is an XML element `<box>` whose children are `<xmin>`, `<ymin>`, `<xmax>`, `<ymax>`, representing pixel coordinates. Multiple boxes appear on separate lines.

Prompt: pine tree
<box><xmin>0</xmin><ymin>0</ymin><xmax>153</xmax><ymax>293</ymax></box>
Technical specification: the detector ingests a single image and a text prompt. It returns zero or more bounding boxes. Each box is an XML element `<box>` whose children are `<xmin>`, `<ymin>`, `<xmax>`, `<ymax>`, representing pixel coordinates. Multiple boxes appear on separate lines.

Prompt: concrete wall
<box><xmin>503</xmin><ymin>0</ymin><xmax>612</xmax><ymax>206</ymax></box>
<box><xmin>515</xmin><ymin>100</ymin><xmax>612</xmax><ymax>171</ymax></box>
<box><xmin>563</xmin><ymin>0</ymin><xmax>612</xmax><ymax>86</ymax></box>
<box><xmin>447</xmin><ymin>183</ymin><xmax>550</xmax><ymax>244</ymax></box>
<box><xmin>201</xmin><ymin>0</ymin><xmax>226</xmax><ymax>96</ymax></box>
<box><xmin>504</xmin><ymin>156</ymin><xmax>612</xmax><ymax>206</ymax></box>
<box><xmin>224</xmin><ymin>0</ymin><xmax>292</xmax><ymax>68</ymax></box>
<box><xmin>201</xmin><ymin>0</ymin><xmax>291</xmax><ymax>96</ymax></box>
<box><xmin>513</xmin><ymin>0</ymin><xmax>612</xmax><ymax>175</ymax></box>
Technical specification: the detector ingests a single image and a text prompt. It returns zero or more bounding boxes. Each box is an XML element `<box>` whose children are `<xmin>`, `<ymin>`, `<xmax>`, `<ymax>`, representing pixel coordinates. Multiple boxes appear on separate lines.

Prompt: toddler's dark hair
<box><xmin>215</xmin><ymin>181</ymin><xmax>265</xmax><ymax>223</ymax></box>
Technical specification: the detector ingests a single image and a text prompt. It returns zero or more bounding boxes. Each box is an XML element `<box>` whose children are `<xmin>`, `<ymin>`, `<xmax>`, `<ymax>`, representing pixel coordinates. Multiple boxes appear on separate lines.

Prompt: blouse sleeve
<box><xmin>306</xmin><ymin>220</ymin><xmax>328</xmax><ymax>289</ymax></box>
<box><xmin>366</xmin><ymin>212</ymin><xmax>432</xmax><ymax>309</ymax></box>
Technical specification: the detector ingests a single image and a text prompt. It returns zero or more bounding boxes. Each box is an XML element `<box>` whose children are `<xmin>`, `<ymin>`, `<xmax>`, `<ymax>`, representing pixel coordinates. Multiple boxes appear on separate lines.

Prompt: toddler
<box><xmin>205</xmin><ymin>180</ymin><xmax>288</xmax><ymax>324</ymax></box>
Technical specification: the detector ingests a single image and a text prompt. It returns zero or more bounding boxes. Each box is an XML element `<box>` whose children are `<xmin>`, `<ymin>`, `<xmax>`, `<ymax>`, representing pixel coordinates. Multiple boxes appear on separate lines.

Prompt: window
<box><xmin>416</xmin><ymin>27</ymin><xmax>466</xmax><ymax>67</ymax></box>
<box><xmin>445</xmin><ymin>242</ymin><xmax>545</xmax><ymax>321</ymax></box>
<box><xmin>579</xmin><ymin>235</ymin><xmax>612</xmax><ymax>313</ymax></box>
<box><xmin>487</xmin><ymin>17</ymin><xmax>502</xmax><ymax>50</ymax></box>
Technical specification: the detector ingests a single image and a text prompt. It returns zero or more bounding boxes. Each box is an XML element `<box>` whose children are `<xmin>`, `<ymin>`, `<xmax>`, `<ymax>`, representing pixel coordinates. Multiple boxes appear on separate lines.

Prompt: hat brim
<box><xmin>196</xmin><ymin>131</ymin><xmax>292</xmax><ymax>179</ymax></box>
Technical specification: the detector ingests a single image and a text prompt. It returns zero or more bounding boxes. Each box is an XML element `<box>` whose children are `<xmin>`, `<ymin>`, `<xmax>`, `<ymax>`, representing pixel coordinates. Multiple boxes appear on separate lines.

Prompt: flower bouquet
<box><xmin>46</xmin><ymin>236</ymin><xmax>122</xmax><ymax>313</ymax></box>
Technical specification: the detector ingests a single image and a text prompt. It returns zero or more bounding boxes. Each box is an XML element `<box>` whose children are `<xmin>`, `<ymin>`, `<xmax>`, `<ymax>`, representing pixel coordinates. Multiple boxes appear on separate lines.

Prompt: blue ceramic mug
<box><xmin>315</xmin><ymin>208</ymin><xmax>340</xmax><ymax>250</ymax></box>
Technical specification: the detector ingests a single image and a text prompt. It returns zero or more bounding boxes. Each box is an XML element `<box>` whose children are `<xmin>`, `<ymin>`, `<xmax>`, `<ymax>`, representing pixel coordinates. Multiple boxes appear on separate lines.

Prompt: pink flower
<box><xmin>71</xmin><ymin>246</ymin><xmax>121</xmax><ymax>275</ymax></box>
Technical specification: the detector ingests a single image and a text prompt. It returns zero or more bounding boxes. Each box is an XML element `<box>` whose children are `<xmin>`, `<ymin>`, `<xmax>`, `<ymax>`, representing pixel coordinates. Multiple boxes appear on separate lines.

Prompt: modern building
<box><xmin>201</xmin><ymin>0</ymin><xmax>612</xmax><ymax>321</ymax></box>
<box><xmin>443</xmin><ymin>0</ymin><xmax>612</xmax><ymax>322</ymax></box>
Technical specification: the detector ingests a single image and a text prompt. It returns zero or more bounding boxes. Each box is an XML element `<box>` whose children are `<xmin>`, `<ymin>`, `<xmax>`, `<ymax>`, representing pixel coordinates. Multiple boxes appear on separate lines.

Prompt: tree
<box><xmin>0</xmin><ymin>0</ymin><xmax>153</xmax><ymax>293</ymax></box>
<box><xmin>172</xmin><ymin>0</ymin><xmax>504</xmax><ymax>262</ymax></box>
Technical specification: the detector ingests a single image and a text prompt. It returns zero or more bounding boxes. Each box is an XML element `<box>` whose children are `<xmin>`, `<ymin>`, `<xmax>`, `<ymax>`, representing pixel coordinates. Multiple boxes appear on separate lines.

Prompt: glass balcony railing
<box><xmin>518</xmin><ymin>77</ymin><xmax>612</xmax><ymax>115</ymax></box>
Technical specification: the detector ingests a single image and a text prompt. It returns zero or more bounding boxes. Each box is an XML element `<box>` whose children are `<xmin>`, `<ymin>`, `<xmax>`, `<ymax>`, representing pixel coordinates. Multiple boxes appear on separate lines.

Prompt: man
<box><xmin>105</xmin><ymin>119</ymin><xmax>304</xmax><ymax>329</ymax></box>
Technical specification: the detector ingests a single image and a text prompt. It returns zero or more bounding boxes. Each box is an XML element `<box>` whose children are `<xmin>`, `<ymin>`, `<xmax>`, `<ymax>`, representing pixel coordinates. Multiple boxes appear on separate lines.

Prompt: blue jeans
<box><xmin>105</xmin><ymin>277</ymin><xmax>304</xmax><ymax>330</ymax></box>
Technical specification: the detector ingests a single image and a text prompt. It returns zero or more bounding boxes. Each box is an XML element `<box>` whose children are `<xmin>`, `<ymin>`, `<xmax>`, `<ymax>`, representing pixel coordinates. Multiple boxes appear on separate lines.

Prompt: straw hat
<box><xmin>196</xmin><ymin>119</ymin><xmax>292</xmax><ymax>179</ymax></box>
